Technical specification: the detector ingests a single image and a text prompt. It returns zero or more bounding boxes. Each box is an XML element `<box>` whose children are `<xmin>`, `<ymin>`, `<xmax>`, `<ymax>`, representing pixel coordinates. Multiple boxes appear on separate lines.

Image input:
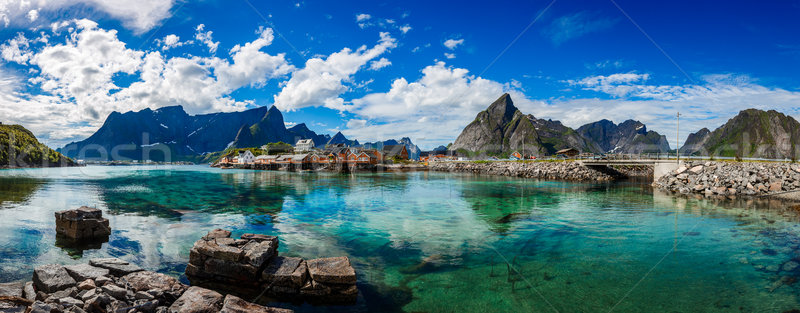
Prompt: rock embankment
<box><xmin>654</xmin><ymin>161</ymin><xmax>800</xmax><ymax>197</ymax></box>
<box><xmin>0</xmin><ymin>257</ymin><xmax>292</xmax><ymax>313</ymax></box>
<box><xmin>429</xmin><ymin>161</ymin><xmax>618</xmax><ymax>181</ymax></box>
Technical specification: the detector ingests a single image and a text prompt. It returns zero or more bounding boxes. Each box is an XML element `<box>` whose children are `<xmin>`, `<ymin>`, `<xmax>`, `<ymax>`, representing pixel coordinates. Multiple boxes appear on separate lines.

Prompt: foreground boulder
<box><xmin>32</xmin><ymin>264</ymin><xmax>76</xmax><ymax>293</ymax></box>
<box><xmin>187</xmin><ymin>229</ymin><xmax>357</xmax><ymax>305</ymax></box>
<box><xmin>169</xmin><ymin>286</ymin><xmax>224</xmax><ymax>313</ymax></box>
<box><xmin>54</xmin><ymin>206</ymin><xmax>111</xmax><ymax>240</ymax></box>
<box><xmin>19</xmin><ymin>260</ymin><xmax>293</xmax><ymax>313</ymax></box>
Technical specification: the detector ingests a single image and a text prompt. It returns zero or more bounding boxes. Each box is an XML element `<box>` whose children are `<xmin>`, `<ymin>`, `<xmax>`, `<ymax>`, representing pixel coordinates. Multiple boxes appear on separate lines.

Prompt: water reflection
<box><xmin>0</xmin><ymin>166</ymin><xmax>799</xmax><ymax>312</ymax></box>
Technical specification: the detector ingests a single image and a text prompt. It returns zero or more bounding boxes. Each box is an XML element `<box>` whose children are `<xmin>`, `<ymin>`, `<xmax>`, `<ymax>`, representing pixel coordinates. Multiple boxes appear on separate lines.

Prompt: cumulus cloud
<box><xmin>195</xmin><ymin>24</ymin><xmax>219</xmax><ymax>54</ymax></box>
<box><xmin>0</xmin><ymin>20</ymin><xmax>293</xmax><ymax>146</ymax></box>
<box><xmin>444</xmin><ymin>52</ymin><xmax>456</xmax><ymax>59</ymax></box>
<box><xmin>159</xmin><ymin>34</ymin><xmax>188</xmax><ymax>50</ymax></box>
<box><xmin>368</xmin><ymin>57</ymin><xmax>391</xmax><ymax>70</ymax></box>
<box><xmin>443</xmin><ymin>38</ymin><xmax>464</xmax><ymax>50</ymax></box>
<box><xmin>356</xmin><ymin>13</ymin><xmax>371</xmax><ymax>22</ymax></box>
<box><xmin>273</xmin><ymin>32</ymin><xmax>396</xmax><ymax>111</ymax></box>
<box><xmin>0</xmin><ymin>0</ymin><xmax>175</xmax><ymax>33</ymax></box>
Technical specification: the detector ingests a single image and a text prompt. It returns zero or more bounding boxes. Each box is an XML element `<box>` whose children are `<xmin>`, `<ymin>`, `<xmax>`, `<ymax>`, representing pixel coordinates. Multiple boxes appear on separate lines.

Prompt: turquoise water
<box><xmin>1</xmin><ymin>165</ymin><xmax>799</xmax><ymax>312</ymax></box>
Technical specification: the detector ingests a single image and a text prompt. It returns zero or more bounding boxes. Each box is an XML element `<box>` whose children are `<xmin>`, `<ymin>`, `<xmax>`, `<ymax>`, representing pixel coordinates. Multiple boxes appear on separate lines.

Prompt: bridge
<box><xmin>577</xmin><ymin>158</ymin><xmax>681</xmax><ymax>182</ymax></box>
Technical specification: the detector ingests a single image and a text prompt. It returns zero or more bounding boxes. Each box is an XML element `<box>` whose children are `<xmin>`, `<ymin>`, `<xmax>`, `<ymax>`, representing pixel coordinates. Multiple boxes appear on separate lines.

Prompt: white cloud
<box><xmin>443</xmin><ymin>38</ymin><xmax>464</xmax><ymax>50</ymax></box>
<box><xmin>368</xmin><ymin>57</ymin><xmax>391</xmax><ymax>70</ymax></box>
<box><xmin>273</xmin><ymin>32</ymin><xmax>397</xmax><ymax>111</ymax></box>
<box><xmin>444</xmin><ymin>52</ymin><xmax>456</xmax><ymax>59</ymax></box>
<box><xmin>356</xmin><ymin>13</ymin><xmax>371</xmax><ymax>22</ymax></box>
<box><xmin>399</xmin><ymin>25</ymin><xmax>411</xmax><ymax>34</ymax></box>
<box><xmin>27</xmin><ymin>9</ymin><xmax>37</xmax><ymax>22</ymax></box>
<box><xmin>195</xmin><ymin>24</ymin><xmax>219</xmax><ymax>54</ymax></box>
<box><xmin>0</xmin><ymin>0</ymin><xmax>175</xmax><ymax>33</ymax></box>
<box><xmin>346</xmin><ymin>119</ymin><xmax>367</xmax><ymax>128</ymax></box>
<box><xmin>0</xmin><ymin>20</ymin><xmax>293</xmax><ymax>146</ymax></box>
<box><xmin>159</xmin><ymin>34</ymin><xmax>187</xmax><ymax>50</ymax></box>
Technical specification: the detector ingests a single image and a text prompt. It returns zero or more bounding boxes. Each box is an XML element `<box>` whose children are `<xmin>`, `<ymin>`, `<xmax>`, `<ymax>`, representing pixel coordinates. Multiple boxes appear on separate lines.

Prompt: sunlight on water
<box><xmin>0</xmin><ymin>165</ymin><xmax>799</xmax><ymax>312</ymax></box>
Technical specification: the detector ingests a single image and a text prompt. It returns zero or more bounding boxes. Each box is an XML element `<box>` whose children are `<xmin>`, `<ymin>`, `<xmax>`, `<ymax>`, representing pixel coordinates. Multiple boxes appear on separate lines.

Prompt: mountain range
<box><xmin>450</xmin><ymin>94</ymin><xmax>671</xmax><ymax>156</ymax></box>
<box><xmin>680</xmin><ymin>109</ymin><xmax>800</xmax><ymax>159</ymax></box>
<box><xmin>59</xmin><ymin>105</ymin><xmax>357</xmax><ymax>161</ymax></box>
<box><xmin>362</xmin><ymin>138</ymin><xmax>421</xmax><ymax>160</ymax></box>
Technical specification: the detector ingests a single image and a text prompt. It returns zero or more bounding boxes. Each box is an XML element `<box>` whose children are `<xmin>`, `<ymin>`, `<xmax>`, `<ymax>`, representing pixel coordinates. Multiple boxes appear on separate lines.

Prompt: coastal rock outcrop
<box><xmin>654</xmin><ymin>161</ymin><xmax>800</xmax><ymax>197</ymax></box>
<box><xmin>14</xmin><ymin>257</ymin><xmax>292</xmax><ymax>313</ymax></box>
<box><xmin>186</xmin><ymin>229</ymin><xmax>358</xmax><ymax>304</ymax></box>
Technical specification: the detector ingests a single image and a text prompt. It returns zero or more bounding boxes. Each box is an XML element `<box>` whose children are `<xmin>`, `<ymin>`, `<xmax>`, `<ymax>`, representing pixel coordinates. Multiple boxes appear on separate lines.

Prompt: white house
<box><xmin>238</xmin><ymin>150</ymin><xmax>255</xmax><ymax>164</ymax></box>
<box><xmin>295</xmin><ymin>139</ymin><xmax>315</xmax><ymax>152</ymax></box>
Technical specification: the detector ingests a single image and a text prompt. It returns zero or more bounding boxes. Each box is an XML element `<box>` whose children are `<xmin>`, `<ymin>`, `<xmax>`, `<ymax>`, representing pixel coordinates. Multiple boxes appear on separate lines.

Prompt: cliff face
<box><xmin>683</xmin><ymin>109</ymin><xmax>800</xmax><ymax>159</ymax></box>
<box><xmin>680</xmin><ymin>128</ymin><xmax>711</xmax><ymax>155</ymax></box>
<box><xmin>450</xmin><ymin>94</ymin><xmax>600</xmax><ymax>156</ymax></box>
<box><xmin>577</xmin><ymin>119</ymin><xmax>670</xmax><ymax>154</ymax></box>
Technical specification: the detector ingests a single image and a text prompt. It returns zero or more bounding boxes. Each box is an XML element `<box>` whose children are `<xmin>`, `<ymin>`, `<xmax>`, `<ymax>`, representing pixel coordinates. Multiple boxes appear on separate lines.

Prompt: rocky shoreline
<box><xmin>654</xmin><ymin>161</ymin><xmax>800</xmax><ymax>198</ymax></box>
<box><xmin>0</xmin><ymin>257</ymin><xmax>292</xmax><ymax>313</ymax></box>
<box><xmin>428</xmin><ymin>161</ymin><xmax>644</xmax><ymax>181</ymax></box>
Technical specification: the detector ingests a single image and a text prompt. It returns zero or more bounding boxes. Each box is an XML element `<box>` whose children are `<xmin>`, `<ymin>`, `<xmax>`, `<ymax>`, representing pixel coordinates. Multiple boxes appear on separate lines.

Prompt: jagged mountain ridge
<box><xmin>576</xmin><ymin>119</ymin><xmax>671</xmax><ymax>154</ymax></box>
<box><xmin>680</xmin><ymin>109</ymin><xmax>800</xmax><ymax>159</ymax></box>
<box><xmin>60</xmin><ymin>105</ymin><xmax>346</xmax><ymax>161</ymax></box>
<box><xmin>450</xmin><ymin>94</ymin><xmax>602</xmax><ymax>156</ymax></box>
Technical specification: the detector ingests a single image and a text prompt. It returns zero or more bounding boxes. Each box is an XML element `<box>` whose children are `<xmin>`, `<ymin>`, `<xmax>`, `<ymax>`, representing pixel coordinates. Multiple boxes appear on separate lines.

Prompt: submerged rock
<box><xmin>306</xmin><ymin>257</ymin><xmax>356</xmax><ymax>285</ymax></box>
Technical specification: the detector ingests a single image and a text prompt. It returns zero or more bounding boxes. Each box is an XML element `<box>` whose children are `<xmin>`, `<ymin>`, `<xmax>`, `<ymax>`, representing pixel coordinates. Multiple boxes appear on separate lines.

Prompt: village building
<box><xmin>295</xmin><ymin>139</ymin><xmax>315</xmax><ymax>152</ymax></box>
<box><xmin>383</xmin><ymin>145</ymin><xmax>409</xmax><ymax>160</ymax></box>
<box><xmin>238</xmin><ymin>150</ymin><xmax>255</xmax><ymax>164</ymax></box>
<box><xmin>556</xmin><ymin>148</ymin><xmax>580</xmax><ymax>158</ymax></box>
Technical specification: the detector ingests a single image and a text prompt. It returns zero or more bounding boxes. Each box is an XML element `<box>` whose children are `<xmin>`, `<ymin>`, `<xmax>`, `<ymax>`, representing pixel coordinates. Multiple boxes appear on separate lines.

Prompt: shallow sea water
<box><xmin>0</xmin><ymin>165</ymin><xmax>799</xmax><ymax>312</ymax></box>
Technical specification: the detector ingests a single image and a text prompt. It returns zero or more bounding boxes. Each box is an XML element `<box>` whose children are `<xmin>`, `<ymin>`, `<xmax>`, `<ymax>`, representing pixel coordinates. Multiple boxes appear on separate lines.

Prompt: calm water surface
<box><xmin>0</xmin><ymin>165</ymin><xmax>799</xmax><ymax>312</ymax></box>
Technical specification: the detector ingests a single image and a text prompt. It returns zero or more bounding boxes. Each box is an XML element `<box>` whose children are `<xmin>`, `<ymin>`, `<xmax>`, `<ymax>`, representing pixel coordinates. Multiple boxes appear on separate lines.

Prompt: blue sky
<box><xmin>1</xmin><ymin>0</ymin><xmax>799</xmax><ymax>150</ymax></box>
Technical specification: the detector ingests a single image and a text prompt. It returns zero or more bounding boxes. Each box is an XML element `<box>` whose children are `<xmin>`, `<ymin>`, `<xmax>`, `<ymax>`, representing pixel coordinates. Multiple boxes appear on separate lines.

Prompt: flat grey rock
<box><xmin>64</xmin><ymin>263</ymin><xmax>110</xmax><ymax>281</ymax></box>
<box><xmin>89</xmin><ymin>258</ymin><xmax>143</xmax><ymax>276</ymax></box>
<box><xmin>33</xmin><ymin>264</ymin><xmax>77</xmax><ymax>293</ymax></box>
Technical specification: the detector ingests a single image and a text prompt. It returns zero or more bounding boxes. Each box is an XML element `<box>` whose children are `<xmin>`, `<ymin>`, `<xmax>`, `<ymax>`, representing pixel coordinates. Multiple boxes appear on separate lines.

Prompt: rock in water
<box><xmin>54</xmin><ymin>206</ymin><xmax>111</xmax><ymax>240</ymax></box>
<box><xmin>0</xmin><ymin>282</ymin><xmax>24</xmax><ymax>298</ymax></box>
<box><xmin>306</xmin><ymin>257</ymin><xmax>356</xmax><ymax>284</ymax></box>
<box><xmin>32</xmin><ymin>264</ymin><xmax>77</xmax><ymax>293</ymax></box>
<box><xmin>219</xmin><ymin>294</ymin><xmax>293</xmax><ymax>313</ymax></box>
<box><xmin>262</xmin><ymin>257</ymin><xmax>308</xmax><ymax>288</ymax></box>
<box><xmin>168</xmin><ymin>286</ymin><xmax>223</xmax><ymax>313</ymax></box>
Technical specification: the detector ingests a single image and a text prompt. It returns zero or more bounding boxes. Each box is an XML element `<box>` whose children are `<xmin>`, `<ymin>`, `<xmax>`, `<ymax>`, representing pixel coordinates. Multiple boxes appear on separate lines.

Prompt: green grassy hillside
<box><xmin>0</xmin><ymin>124</ymin><xmax>76</xmax><ymax>168</ymax></box>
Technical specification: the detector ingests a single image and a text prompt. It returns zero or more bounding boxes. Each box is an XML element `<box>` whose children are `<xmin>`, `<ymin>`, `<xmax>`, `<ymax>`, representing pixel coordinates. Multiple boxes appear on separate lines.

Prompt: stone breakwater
<box><xmin>0</xmin><ymin>257</ymin><xmax>292</xmax><ymax>313</ymax></box>
<box><xmin>428</xmin><ymin>161</ymin><xmax>619</xmax><ymax>181</ymax></box>
<box><xmin>654</xmin><ymin>161</ymin><xmax>800</xmax><ymax>197</ymax></box>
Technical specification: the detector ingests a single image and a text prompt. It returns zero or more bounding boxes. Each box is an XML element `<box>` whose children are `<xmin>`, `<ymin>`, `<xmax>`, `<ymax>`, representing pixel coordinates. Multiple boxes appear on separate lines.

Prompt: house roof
<box><xmin>296</xmin><ymin>139</ymin><xmax>314</xmax><ymax>145</ymax></box>
<box><xmin>383</xmin><ymin>145</ymin><xmax>407</xmax><ymax>156</ymax></box>
<box><xmin>255</xmin><ymin>155</ymin><xmax>279</xmax><ymax>160</ymax></box>
<box><xmin>556</xmin><ymin>148</ymin><xmax>579</xmax><ymax>154</ymax></box>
